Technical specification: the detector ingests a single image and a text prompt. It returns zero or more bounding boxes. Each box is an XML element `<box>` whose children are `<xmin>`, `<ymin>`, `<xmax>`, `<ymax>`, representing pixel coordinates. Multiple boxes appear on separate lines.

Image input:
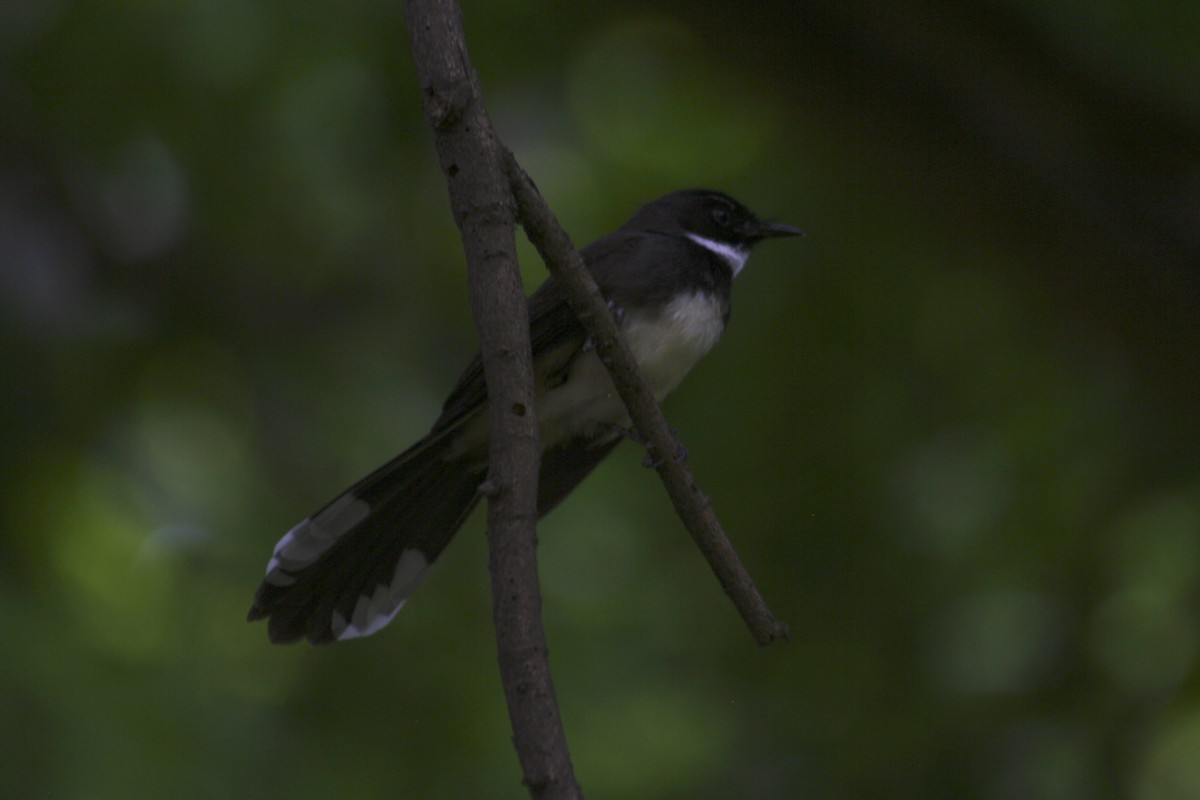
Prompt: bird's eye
<box><xmin>711</xmin><ymin>207</ymin><xmax>731</xmax><ymax>226</ymax></box>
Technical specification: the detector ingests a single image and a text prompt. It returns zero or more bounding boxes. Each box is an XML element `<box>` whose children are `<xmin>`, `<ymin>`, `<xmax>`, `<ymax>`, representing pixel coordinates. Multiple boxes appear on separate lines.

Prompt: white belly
<box><xmin>538</xmin><ymin>291</ymin><xmax>726</xmax><ymax>445</ymax></box>
<box><xmin>623</xmin><ymin>291</ymin><xmax>727</xmax><ymax>398</ymax></box>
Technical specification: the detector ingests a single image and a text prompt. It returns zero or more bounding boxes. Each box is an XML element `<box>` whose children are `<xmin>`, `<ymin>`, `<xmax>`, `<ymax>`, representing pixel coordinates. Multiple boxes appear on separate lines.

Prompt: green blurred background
<box><xmin>3</xmin><ymin>0</ymin><xmax>1199</xmax><ymax>797</ymax></box>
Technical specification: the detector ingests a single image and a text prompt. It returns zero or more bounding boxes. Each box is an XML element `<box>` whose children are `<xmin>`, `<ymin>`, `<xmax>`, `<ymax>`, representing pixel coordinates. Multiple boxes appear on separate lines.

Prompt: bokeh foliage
<box><xmin>3</xmin><ymin>1</ymin><xmax>1199</xmax><ymax>798</ymax></box>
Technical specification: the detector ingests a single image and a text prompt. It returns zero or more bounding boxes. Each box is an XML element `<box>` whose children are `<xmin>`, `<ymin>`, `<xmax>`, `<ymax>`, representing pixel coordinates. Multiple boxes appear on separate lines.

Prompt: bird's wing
<box><xmin>431</xmin><ymin>231</ymin><xmax>644</xmax><ymax>434</ymax></box>
<box><xmin>430</xmin><ymin>277</ymin><xmax>580</xmax><ymax>433</ymax></box>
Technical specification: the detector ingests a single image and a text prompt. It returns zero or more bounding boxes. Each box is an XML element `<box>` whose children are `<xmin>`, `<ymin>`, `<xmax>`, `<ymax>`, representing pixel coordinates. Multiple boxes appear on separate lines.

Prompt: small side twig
<box><xmin>504</xmin><ymin>152</ymin><xmax>790</xmax><ymax>646</ymax></box>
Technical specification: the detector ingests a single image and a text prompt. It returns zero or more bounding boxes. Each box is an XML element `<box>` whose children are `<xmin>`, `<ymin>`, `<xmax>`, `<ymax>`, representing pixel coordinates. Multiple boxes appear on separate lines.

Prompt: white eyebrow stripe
<box><xmin>685</xmin><ymin>233</ymin><xmax>750</xmax><ymax>277</ymax></box>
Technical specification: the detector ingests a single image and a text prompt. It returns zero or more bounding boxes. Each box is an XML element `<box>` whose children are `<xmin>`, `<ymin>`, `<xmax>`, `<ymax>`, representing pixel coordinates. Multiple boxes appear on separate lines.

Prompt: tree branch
<box><xmin>402</xmin><ymin>2</ymin><xmax>582</xmax><ymax>798</ymax></box>
<box><xmin>402</xmin><ymin>0</ymin><xmax>783</xmax><ymax>790</ymax></box>
<box><xmin>505</xmin><ymin>154</ymin><xmax>790</xmax><ymax>647</ymax></box>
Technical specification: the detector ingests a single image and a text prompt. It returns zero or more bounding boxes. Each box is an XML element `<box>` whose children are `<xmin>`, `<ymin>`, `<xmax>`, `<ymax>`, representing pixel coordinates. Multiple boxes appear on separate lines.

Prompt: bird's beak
<box><xmin>756</xmin><ymin>220</ymin><xmax>806</xmax><ymax>239</ymax></box>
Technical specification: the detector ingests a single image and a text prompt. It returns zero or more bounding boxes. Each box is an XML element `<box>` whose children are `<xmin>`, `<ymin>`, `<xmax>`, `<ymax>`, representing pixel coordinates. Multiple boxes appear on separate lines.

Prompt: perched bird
<box><xmin>248</xmin><ymin>189</ymin><xmax>803</xmax><ymax>644</ymax></box>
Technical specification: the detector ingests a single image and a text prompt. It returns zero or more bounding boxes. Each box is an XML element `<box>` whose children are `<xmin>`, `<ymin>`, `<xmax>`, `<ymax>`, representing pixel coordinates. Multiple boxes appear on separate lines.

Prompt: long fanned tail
<box><xmin>247</xmin><ymin>431</ymin><xmax>485</xmax><ymax>645</ymax></box>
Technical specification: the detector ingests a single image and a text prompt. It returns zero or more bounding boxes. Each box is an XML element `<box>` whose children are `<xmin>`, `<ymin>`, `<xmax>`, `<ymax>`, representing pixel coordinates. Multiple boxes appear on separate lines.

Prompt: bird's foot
<box><xmin>606</xmin><ymin>424</ymin><xmax>688</xmax><ymax>468</ymax></box>
<box><xmin>582</xmin><ymin>300</ymin><xmax>626</xmax><ymax>353</ymax></box>
<box><xmin>641</xmin><ymin>435</ymin><xmax>689</xmax><ymax>469</ymax></box>
<box><xmin>606</xmin><ymin>299</ymin><xmax>626</xmax><ymax>323</ymax></box>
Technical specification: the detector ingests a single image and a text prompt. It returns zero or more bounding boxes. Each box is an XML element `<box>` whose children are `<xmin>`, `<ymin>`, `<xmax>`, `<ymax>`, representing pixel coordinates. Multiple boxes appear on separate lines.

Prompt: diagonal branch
<box><xmin>402</xmin><ymin>1</ymin><xmax>582</xmax><ymax>798</ymax></box>
<box><xmin>505</xmin><ymin>154</ymin><xmax>790</xmax><ymax>647</ymax></box>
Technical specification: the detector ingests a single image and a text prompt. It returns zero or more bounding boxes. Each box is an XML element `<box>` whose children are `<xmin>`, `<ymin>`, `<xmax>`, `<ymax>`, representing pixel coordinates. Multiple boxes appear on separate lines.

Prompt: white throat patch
<box><xmin>686</xmin><ymin>233</ymin><xmax>750</xmax><ymax>277</ymax></box>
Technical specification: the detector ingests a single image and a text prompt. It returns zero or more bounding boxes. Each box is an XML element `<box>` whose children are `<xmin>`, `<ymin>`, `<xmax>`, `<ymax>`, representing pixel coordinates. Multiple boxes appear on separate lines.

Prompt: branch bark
<box><xmin>403</xmin><ymin>2</ymin><xmax>582</xmax><ymax>798</ymax></box>
<box><xmin>505</xmin><ymin>154</ymin><xmax>790</xmax><ymax>646</ymax></box>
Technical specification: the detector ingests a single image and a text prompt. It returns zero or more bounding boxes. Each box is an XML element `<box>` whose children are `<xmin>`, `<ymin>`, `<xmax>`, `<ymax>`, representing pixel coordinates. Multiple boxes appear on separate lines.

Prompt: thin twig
<box><xmin>505</xmin><ymin>152</ymin><xmax>790</xmax><ymax>646</ymax></box>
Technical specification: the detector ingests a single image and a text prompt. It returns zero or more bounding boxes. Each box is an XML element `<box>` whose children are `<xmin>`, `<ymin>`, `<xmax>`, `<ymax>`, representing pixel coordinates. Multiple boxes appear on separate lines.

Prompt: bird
<box><xmin>248</xmin><ymin>189</ymin><xmax>804</xmax><ymax>645</ymax></box>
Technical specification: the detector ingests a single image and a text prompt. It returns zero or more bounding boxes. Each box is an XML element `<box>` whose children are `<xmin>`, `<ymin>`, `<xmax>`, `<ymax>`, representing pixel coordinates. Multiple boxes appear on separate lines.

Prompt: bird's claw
<box><xmin>606</xmin><ymin>299</ymin><xmax>626</xmax><ymax>323</ymax></box>
<box><xmin>623</xmin><ymin>425</ymin><xmax>688</xmax><ymax>468</ymax></box>
<box><xmin>642</xmin><ymin>438</ymin><xmax>689</xmax><ymax>468</ymax></box>
<box><xmin>582</xmin><ymin>300</ymin><xmax>626</xmax><ymax>353</ymax></box>
<box><xmin>603</xmin><ymin>423</ymin><xmax>688</xmax><ymax>468</ymax></box>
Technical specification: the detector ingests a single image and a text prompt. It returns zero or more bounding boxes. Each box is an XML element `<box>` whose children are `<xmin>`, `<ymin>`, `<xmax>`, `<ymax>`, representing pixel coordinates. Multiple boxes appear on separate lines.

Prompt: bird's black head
<box><xmin>626</xmin><ymin>189</ymin><xmax>804</xmax><ymax>248</ymax></box>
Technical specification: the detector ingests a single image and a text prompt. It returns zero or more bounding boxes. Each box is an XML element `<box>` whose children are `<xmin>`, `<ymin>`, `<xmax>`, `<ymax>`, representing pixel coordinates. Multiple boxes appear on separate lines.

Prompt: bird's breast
<box><xmin>534</xmin><ymin>290</ymin><xmax>727</xmax><ymax>447</ymax></box>
<box><xmin>621</xmin><ymin>290</ymin><xmax>728</xmax><ymax>399</ymax></box>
